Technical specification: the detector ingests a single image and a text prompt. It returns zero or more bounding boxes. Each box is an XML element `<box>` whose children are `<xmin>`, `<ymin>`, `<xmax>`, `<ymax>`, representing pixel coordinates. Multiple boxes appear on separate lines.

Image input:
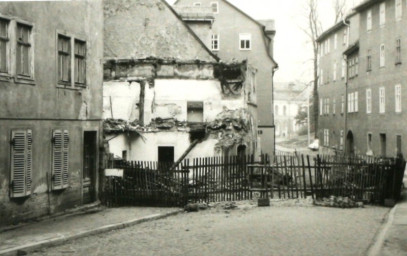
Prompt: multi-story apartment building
<box><xmin>0</xmin><ymin>1</ymin><xmax>103</xmax><ymax>227</ymax></box>
<box><xmin>317</xmin><ymin>0</ymin><xmax>406</xmax><ymax>157</ymax></box>
<box><xmin>173</xmin><ymin>0</ymin><xmax>278</xmax><ymax>157</ymax></box>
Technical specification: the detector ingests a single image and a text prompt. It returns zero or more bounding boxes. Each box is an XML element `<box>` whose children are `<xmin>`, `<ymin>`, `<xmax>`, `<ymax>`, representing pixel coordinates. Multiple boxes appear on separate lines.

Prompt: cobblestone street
<box><xmin>31</xmin><ymin>202</ymin><xmax>389</xmax><ymax>256</ymax></box>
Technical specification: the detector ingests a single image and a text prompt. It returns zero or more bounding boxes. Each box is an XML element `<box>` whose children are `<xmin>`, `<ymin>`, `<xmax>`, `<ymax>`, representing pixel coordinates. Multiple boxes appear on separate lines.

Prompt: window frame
<box><xmin>396</xmin><ymin>38</ymin><xmax>401</xmax><ymax>65</ymax></box>
<box><xmin>366</xmin><ymin>88</ymin><xmax>372</xmax><ymax>114</ymax></box>
<box><xmin>74</xmin><ymin>39</ymin><xmax>86</xmax><ymax>87</ymax></box>
<box><xmin>187</xmin><ymin>101</ymin><xmax>204</xmax><ymax>123</ymax></box>
<box><xmin>211</xmin><ymin>34</ymin><xmax>219</xmax><ymax>51</ymax></box>
<box><xmin>56</xmin><ymin>31</ymin><xmax>87</xmax><ymax>90</ymax></box>
<box><xmin>379</xmin><ymin>2</ymin><xmax>386</xmax><ymax>26</ymax></box>
<box><xmin>395</xmin><ymin>84</ymin><xmax>402</xmax><ymax>113</ymax></box>
<box><xmin>0</xmin><ymin>17</ymin><xmax>10</xmax><ymax>78</ymax></box>
<box><xmin>367</xmin><ymin>9</ymin><xmax>372</xmax><ymax>31</ymax></box>
<box><xmin>10</xmin><ymin>129</ymin><xmax>32</xmax><ymax>198</ymax></box>
<box><xmin>239</xmin><ymin>33</ymin><xmax>251</xmax><ymax>51</ymax></box>
<box><xmin>51</xmin><ymin>129</ymin><xmax>69</xmax><ymax>190</ymax></box>
<box><xmin>379</xmin><ymin>87</ymin><xmax>385</xmax><ymax>113</ymax></box>
<box><xmin>380</xmin><ymin>44</ymin><xmax>385</xmax><ymax>67</ymax></box>
<box><xmin>210</xmin><ymin>1</ymin><xmax>219</xmax><ymax>14</ymax></box>
<box><xmin>396</xmin><ymin>0</ymin><xmax>402</xmax><ymax>20</ymax></box>
<box><xmin>15</xmin><ymin>20</ymin><xmax>34</xmax><ymax>84</ymax></box>
<box><xmin>367</xmin><ymin>49</ymin><xmax>372</xmax><ymax>71</ymax></box>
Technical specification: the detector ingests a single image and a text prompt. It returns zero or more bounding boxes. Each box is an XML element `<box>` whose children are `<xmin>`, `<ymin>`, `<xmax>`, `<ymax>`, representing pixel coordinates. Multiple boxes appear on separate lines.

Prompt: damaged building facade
<box><xmin>173</xmin><ymin>0</ymin><xmax>278</xmax><ymax>157</ymax></box>
<box><xmin>103</xmin><ymin>0</ymin><xmax>259</xmax><ymax>163</ymax></box>
<box><xmin>0</xmin><ymin>1</ymin><xmax>103</xmax><ymax>227</ymax></box>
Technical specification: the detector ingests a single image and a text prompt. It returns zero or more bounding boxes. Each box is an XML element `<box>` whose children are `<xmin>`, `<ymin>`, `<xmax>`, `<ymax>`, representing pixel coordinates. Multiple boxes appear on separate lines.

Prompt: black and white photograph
<box><xmin>0</xmin><ymin>0</ymin><xmax>406</xmax><ymax>255</ymax></box>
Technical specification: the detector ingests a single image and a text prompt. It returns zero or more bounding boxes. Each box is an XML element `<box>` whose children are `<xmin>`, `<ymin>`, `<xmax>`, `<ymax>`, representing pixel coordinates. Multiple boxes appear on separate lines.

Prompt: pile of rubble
<box><xmin>314</xmin><ymin>196</ymin><xmax>364</xmax><ymax>208</ymax></box>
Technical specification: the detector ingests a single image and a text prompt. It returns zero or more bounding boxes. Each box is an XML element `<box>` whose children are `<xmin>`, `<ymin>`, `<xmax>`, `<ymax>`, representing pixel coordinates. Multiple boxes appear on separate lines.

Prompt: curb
<box><xmin>0</xmin><ymin>209</ymin><xmax>183</xmax><ymax>256</ymax></box>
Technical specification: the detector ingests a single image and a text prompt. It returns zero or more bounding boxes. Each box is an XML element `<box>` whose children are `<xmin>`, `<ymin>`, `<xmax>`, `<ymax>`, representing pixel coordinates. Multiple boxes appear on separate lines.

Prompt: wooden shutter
<box><xmin>62</xmin><ymin>130</ymin><xmax>69</xmax><ymax>188</ymax></box>
<box><xmin>52</xmin><ymin>130</ymin><xmax>63</xmax><ymax>190</ymax></box>
<box><xmin>10</xmin><ymin>130</ymin><xmax>32</xmax><ymax>197</ymax></box>
<box><xmin>52</xmin><ymin>130</ymin><xmax>69</xmax><ymax>190</ymax></box>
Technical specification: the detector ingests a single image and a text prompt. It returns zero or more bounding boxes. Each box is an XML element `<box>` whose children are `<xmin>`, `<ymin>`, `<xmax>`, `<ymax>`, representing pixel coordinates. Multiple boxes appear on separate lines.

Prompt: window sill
<box><xmin>0</xmin><ymin>73</ymin><xmax>12</xmax><ymax>82</ymax></box>
<box><xmin>57</xmin><ymin>84</ymin><xmax>84</xmax><ymax>91</ymax></box>
<box><xmin>395</xmin><ymin>62</ymin><xmax>402</xmax><ymax>66</ymax></box>
<box><xmin>75</xmin><ymin>83</ymin><xmax>87</xmax><ymax>89</ymax></box>
<box><xmin>239</xmin><ymin>49</ymin><xmax>251</xmax><ymax>51</ymax></box>
<box><xmin>15</xmin><ymin>76</ymin><xmax>35</xmax><ymax>86</ymax></box>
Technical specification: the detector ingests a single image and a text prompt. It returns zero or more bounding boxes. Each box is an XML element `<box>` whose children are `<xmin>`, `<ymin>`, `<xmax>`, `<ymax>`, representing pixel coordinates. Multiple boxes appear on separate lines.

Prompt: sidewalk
<box><xmin>0</xmin><ymin>205</ymin><xmax>182</xmax><ymax>256</ymax></box>
<box><xmin>368</xmin><ymin>188</ymin><xmax>407</xmax><ymax>256</ymax></box>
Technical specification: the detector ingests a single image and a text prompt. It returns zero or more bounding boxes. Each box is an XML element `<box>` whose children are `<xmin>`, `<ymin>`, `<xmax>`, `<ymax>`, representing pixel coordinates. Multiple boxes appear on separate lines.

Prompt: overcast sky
<box><xmin>166</xmin><ymin>0</ymin><xmax>361</xmax><ymax>84</ymax></box>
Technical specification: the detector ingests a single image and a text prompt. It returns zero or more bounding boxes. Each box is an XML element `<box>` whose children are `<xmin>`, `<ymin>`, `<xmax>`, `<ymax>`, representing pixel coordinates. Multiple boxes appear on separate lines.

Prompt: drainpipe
<box><xmin>272</xmin><ymin>65</ymin><xmax>278</xmax><ymax>157</ymax></box>
<box><xmin>342</xmin><ymin>18</ymin><xmax>350</xmax><ymax>155</ymax></box>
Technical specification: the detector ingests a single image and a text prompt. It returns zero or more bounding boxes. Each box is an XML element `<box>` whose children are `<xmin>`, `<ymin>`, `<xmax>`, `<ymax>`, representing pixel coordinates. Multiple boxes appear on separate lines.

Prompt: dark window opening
<box><xmin>187</xmin><ymin>101</ymin><xmax>203</xmax><ymax>123</ymax></box>
<box><xmin>380</xmin><ymin>133</ymin><xmax>386</xmax><ymax>157</ymax></box>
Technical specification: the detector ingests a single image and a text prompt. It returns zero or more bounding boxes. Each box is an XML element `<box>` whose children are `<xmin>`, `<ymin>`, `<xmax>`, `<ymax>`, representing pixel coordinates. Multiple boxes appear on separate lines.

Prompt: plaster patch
<box><xmin>34</xmin><ymin>183</ymin><xmax>48</xmax><ymax>194</ymax></box>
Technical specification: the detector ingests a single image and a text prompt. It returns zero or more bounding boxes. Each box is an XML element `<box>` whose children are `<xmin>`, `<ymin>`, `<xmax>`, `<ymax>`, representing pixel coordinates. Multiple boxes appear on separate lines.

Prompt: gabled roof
<box><xmin>316</xmin><ymin>11</ymin><xmax>356</xmax><ymax>43</ymax></box>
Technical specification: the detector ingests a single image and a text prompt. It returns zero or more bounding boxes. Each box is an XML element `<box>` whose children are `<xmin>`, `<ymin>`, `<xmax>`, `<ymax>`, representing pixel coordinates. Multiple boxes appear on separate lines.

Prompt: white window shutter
<box><xmin>52</xmin><ymin>130</ymin><xmax>63</xmax><ymax>190</ymax></box>
<box><xmin>10</xmin><ymin>130</ymin><xmax>31</xmax><ymax>197</ymax></box>
<box><xmin>62</xmin><ymin>130</ymin><xmax>69</xmax><ymax>188</ymax></box>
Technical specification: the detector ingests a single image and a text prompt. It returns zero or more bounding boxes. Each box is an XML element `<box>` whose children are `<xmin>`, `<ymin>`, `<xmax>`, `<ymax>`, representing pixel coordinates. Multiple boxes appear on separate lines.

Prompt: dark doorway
<box><xmin>380</xmin><ymin>133</ymin><xmax>386</xmax><ymax>157</ymax></box>
<box><xmin>346</xmin><ymin>131</ymin><xmax>354</xmax><ymax>155</ymax></box>
<box><xmin>396</xmin><ymin>135</ymin><xmax>402</xmax><ymax>156</ymax></box>
<box><xmin>237</xmin><ymin>145</ymin><xmax>246</xmax><ymax>159</ymax></box>
<box><xmin>158</xmin><ymin>146</ymin><xmax>174</xmax><ymax>171</ymax></box>
<box><xmin>83</xmin><ymin>131</ymin><xmax>97</xmax><ymax>204</ymax></box>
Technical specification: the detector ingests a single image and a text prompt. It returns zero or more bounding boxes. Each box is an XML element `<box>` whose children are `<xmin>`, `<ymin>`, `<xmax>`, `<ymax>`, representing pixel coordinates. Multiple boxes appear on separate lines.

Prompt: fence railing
<box><xmin>102</xmin><ymin>153</ymin><xmax>406</xmax><ymax>207</ymax></box>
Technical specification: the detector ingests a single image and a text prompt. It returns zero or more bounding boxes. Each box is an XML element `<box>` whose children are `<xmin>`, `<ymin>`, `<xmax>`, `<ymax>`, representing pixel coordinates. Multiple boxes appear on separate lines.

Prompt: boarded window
<box><xmin>52</xmin><ymin>130</ymin><xmax>69</xmax><ymax>190</ymax></box>
<box><xmin>10</xmin><ymin>130</ymin><xmax>32</xmax><ymax>198</ymax></box>
<box><xmin>0</xmin><ymin>18</ymin><xmax>9</xmax><ymax>73</ymax></box>
<box><xmin>58</xmin><ymin>35</ymin><xmax>71</xmax><ymax>84</ymax></box>
<box><xmin>74</xmin><ymin>39</ymin><xmax>86</xmax><ymax>86</ymax></box>
<box><xmin>16</xmin><ymin>23</ymin><xmax>31</xmax><ymax>76</ymax></box>
<box><xmin>187</xmin><ymin>101</ymin><xmax>203</xmax><ymax>122</ymax></box>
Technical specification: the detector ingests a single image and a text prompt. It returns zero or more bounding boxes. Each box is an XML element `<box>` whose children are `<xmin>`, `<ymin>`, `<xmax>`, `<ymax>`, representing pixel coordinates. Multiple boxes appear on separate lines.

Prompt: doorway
<box><xmin>158</xmin><ymin>146</ymin><xmax>174</xmax><ymax>171</ymax></box>
<box><xmin>380</xmin><ymin>133</ymin><xmax>386</xmax><ymax>157</ymax></box>
<box><xmin>83</xmin><ymin>131</ymin><xmax>97</xmax><ymax>204</ymax></box>
<box><xmin>346</xmin><ymin>131</ymin><xmax>354</xmax><ymax>155</ymax></box>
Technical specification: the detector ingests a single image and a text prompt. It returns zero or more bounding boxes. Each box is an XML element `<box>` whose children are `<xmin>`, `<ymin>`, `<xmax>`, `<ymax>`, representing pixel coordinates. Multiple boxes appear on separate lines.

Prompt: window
<box><xmin>379</xmin><ymin>87</ymin><xmax>385</xmax><ymax>113</ymax></box>
<box><xmin>347</xmin><ymin>92</ymin><xmax>358</xmax><ymax>113</ymax></box>
<box><xmin>354</xmin><ymin>91</ymin><xmax>358</xmax><ymax>112</ymax></box>
<box><xmin>343</xmin><ymin>28</ymin><xmax>348</xmax><ymax>45</ymax></box>
<box><xmin>366</xmin><ymin>89</ymin><xmax>372</xmax><ymax>113</ymax></box>
<box><xmin>187</xmin><ymin>101</ymin><xmax>203</xmax><ymax>122</ymax></box>
<box><xmin>348</xmin><ymin>93</ymin><xmax>353</xmax><ymax>113</ymax></box>
<box><xmin>239</xmin><ymin>33</ymin><xmax>251</xmax><ymax>50</ymax></box>
<box><xmin>333</xmin><ymin>98</ymin><xmax>336</xmax><ymax>115</ymax></box>
<box><xmin>122</xmin><ymin>150</ymin><xmax>127</xmax><ymax>161</ymax></box>
<box><xmin>380</xmin><ymin>44</ymin><xmax>385</xmax><ymax>67</ymax></box>
<box><xmin>74</xmin><ymin>40</ymin><xmax>86</xmax><ymax>86</ymax></box>
<box><xmin>367</xmin><ymin>10</ymin><xmax>372</xmax><ymax>31</ymax></box>
<box><xmin>326</xmin><ymin>98</ymin><xmax>330</xmax><ymax>114</ymax></box>
<box><xmin>341</xmin><ymin>59</ymin><xmax>346</xmax><ymax>78</ymax></box>
<box><xmin>397</xmin><ymin>135</ymin><xmax>402</xmax><ymax>155</ymax></box>
<box><xmin>367</xmin><ymin>49</ymin><xmax>372</xmax><ymax>71</ymax></box>
<box><xmin>395</xmin><ymin>84</ymin><xmax>402</xmax><ymax>112</ymax></box>
<box><xmin>52</xmin><ymin>130</ymin><xmax>69</xmax><ymax>190</ymax></box>
<box><xmin>0</xmin><ymin>18</ymin><xmax>9</xmax><ymax>73</ymax></box>
<box><xmin>380</xmin><ymin>133</ymin><xmax>386</xmax><ymax>157</ymax></box>
<box><xmin>58</xmin><ymin>34</ymin><xmax>87</xmax><ymax>88</ymax></box>
<box><xmin>334</xmin><ymin>33</ymin><xmax>337</xmax><ymax>50</ymax></box>
<box><xmin>333</xmin><ymin>61</ymin><xmax>337</xmax><ymax>81</ymax></box>
<box><xmin>367</xmin><ymin>133</ymin><xmax>373</xmax><ymax>154</ymax></box>
<box><xmin>211</xmin><ymin>34</ymin><xmax>219</xmax><ymax>51</ymax></box>
<box><xmin>58</xmin><ymin>35</ymin><xmax>71</xmax><ymax>84</ymax></box>
<box><xmin>396</xmin><ymin>0</ymin><xmax>402</xmax><ymax>20</ymax></box>
<box><xmin>341</xmin><ymin>95</ymin><xmax>345</xmax><ymax>114</ymax></box>
<box><xmin>379</xmin><ymin>2</ymin><xmax>386</xmax><ymax>26</ymax></box>
<box><xmin>10</xmin><ymin>129</ymin><xmax>32</xmax><ymax>198</ymax></box>
<box><xmin>348</xmin><ymin>55</ymin><xmax>359</xmax><ymax>78</ymax></box>
<box><xmin>193</xmin><ymin>2</ymin><xmax>201</xmax><ymax>6</ymax></box>
<box><xmin>283</xmin><ymin>105</ymin><xmax>287</xmax><ymax>116</ymax></box>
<box><xmin>320</xmin><ymin>98</ymin><xmax>323</xmax><ymax>116</ymax></box>
<box><xmin>339</xmin><ymin>130</ymin><xmax>344</xmax><ymax>150</ymax></box>
<box><xmin>16</xmin><ymin>23</ymin><xmax>32</xmax><ymax>77</ymax></box>
<box><xmin>324</xmin><ymin>129</ymin><xmax>329</xmax><ymax>146</ymax></box>
<box><xmin>396</xmin><ymin>39</ymin><xmax>401</xmax><ymax>64</ymax></box>
<box><xmin>210</xmin><ymin>2</ymin><xmax>218</xmax><ymax>13</ymax></box>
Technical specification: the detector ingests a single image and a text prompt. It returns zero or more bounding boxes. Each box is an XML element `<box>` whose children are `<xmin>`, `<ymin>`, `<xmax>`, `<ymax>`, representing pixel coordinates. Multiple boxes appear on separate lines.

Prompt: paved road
<box><xmin>31</xmin><ymin>203</ymin><xmax>389</xmax><ymax>256</ymax></box>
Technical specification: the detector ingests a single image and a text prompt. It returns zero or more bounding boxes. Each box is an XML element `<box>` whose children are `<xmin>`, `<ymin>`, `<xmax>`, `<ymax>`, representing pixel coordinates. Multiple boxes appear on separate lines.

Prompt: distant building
<box><xmin>173</xmin><ymin>0</ymin><xmax>278</xmax><ymax>157</ymax></box>
<box><xmin>317</xmin><ymin>0</ymin><xmax>406</xmax><ymax>157</ymax></box>
<box><xmin>0</xmin><ymin>1</ymin><xmax>103</xmax><ymax>227</ymax></box>
<box><xmin>103</xmin><ymin>0</ymin><xmax>259</xmax><ymax>163</ymax></box>
<box><xmin>274</xmin><ymin>83</ymin><xmax>308</xmax><ymax>138</ymax></box>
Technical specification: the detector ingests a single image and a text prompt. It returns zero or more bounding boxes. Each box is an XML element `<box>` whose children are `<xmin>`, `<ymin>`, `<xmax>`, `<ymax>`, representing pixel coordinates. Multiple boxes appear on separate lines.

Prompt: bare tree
<box><xmin>301</xmin><ymin>0</ymin><xmax>322</xmax><ymax>139</ymax></box>
<box><xmin>333</xmin><ymin>0</ymin><xmax>347</xmax><ymax>23</ymax></box>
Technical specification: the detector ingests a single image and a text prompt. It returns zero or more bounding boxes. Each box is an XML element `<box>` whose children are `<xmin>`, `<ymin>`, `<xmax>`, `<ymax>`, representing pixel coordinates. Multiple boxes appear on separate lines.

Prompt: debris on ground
<box><xmin>314</xmin><ymin>196</ymin><xmax>364</xmax><ymax>208</ymax></box>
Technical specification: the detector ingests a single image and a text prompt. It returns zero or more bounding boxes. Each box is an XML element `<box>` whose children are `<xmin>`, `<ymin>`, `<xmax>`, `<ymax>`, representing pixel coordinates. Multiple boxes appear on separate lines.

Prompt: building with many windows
<box><xmin>0</xmin><ymin>1</ymin><xmax>103</xmax><ymax>227</ymax></box>
<box><xmin>173</xmin><ymin>0</ymin><xmax>278</xmax><ymax>157</ymax></box>
<box><xmin>317</xmin><ymin>0</ymin><xmax>407</xmax><ymax>157</ymax></box>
